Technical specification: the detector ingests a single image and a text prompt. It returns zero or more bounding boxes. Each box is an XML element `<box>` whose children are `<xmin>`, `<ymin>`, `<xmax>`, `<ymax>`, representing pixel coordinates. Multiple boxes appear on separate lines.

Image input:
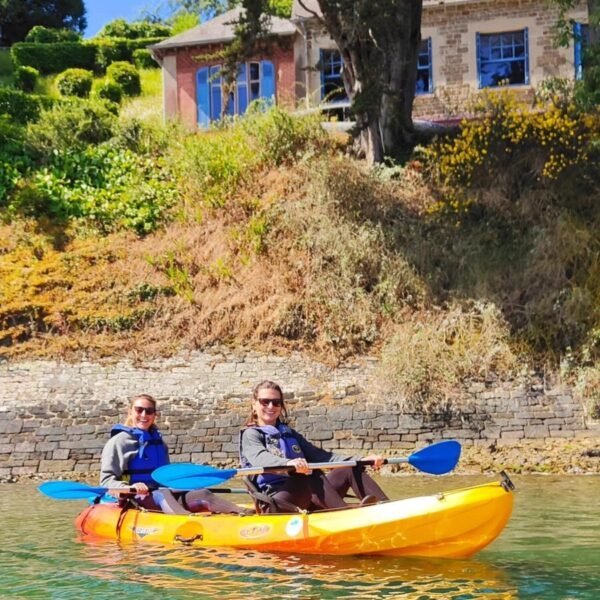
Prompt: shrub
<box><xmin>14</xmin><ymin>65</ymin><xmax>39</xmax><ymax>92</ymax></box>
<box><xmin>95</xmin><ymin>80</ymin><xmax>123</xmax><ymax>104</ymax></box>
<box><xmin>133</xmin><ymin>49</ymin><xmax>157</xmax><ymax>69</ymax></box>
<box><xmin>425</xmin><ymin>90</ymin><xmax>592</xmax><ymax>206</ymax></box>
<box><xmin>106</xmin><ymin>61</ymin><xmax>141</xmax><ymax>96</ymax></box>
<box><xmin>12</xmin><ymin>145</ymin><xmax>176</xmax><ymax>234</ymax></box>
<box><xmin>25</xmin><ymin>26</ymin><xmax>81</xmax><ymax>43</ymax></box>
<box><xmin>0</xmin><ymin>88</ymin><xmax>42</xmax><ymax>123</ymax></box>
<box><xmin>55</xmin><ymin>68</ymin><xmax>94</xmax><ymax>98</ymax></box>
<box><xmin>11</xmin><ymin>42</ymin><xmax>97</xmax><ymax>74</ymax></box>
<box><xmin>26</xmin><ymin>98</ymin><xmax>117</xmax><ymax>155</ymax></box>
<box><xmin>98</xmin><ymin>19</ymin><xmax>171</xmax><ymax>39</ymax></box>
<box><xmin>93</xmin><ymin>37</ymin><xmax>165</xmax><ymax>71</ymax></box>
<box><xmin>379</xmin><ymin>303</ymin><xmax>518</xmax><ymax>410</ymax></box>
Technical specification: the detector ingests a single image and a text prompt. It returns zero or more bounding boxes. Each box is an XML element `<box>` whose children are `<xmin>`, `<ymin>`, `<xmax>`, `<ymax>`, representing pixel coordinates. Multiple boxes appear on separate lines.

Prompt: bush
<box><xmin>11</xmin><ymin>145</ymin><xmax>176</xmax><ymax>234</ymax></box>
<box><xmin>97</xmin><ymin>19</ymin><xmax>171</xmax><ymax>39</ymax></box>
<box><xmin>133</xmin><ymin>49</ymin><xmax>157</xmax><ymax>69</ymax></box>
<box><xmin>11</xmin><ymin>42</ymin><xmax>97</xmax><ymax>74</ymax></box>
<box><xmin>55</xmin><ymin>68</ymin><xmax>94</xmax><ymax>98</ymax></box>
<box><xmin>93</xmin><ymin>37</ymin><xmax>165</xmax><ymax>71</ymax></box>
<box><xmin>106</xmin><ymin>61</ymin><xmax>141</xmax><ymax>96</ymax></box>
<box><xmin>95</xmin><ymin>80</ymin><xmax>123</xmax><ymax>104</ymax></box>
<box><xmin>26</xmin><ymin>98</ymin><xmax>117</xmax><ymax>155</ymax></box>
<box><xmin>14</xmin><ymin>65</ymin><xmax>39</xmax><ymax>92</ymax></box>
<box><xmin>0</xmin><ymin>88</ymin><xmax>42</xmax><ymax>123</ymax></box>
<box><xmin>25</xmin><ymin>26</ymin><xmax>81</xmax><ymax>43</ymax></box>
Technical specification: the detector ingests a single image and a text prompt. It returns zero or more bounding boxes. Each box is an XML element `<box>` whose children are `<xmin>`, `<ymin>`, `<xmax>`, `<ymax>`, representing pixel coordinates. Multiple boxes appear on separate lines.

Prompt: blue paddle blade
<box><xmin>38</xmin><ymin>481</ymin><xmax>108</xmax><ymax>500</ymax></box>
<box><xmin>408</xmin><ymin>440</ymin><xmax>461</xmax><ymax>475</ymax></box>
<box><xmin>152</xmin><ymin>463</ymin><xmax>238</xmax><ymax>489</ymax></box>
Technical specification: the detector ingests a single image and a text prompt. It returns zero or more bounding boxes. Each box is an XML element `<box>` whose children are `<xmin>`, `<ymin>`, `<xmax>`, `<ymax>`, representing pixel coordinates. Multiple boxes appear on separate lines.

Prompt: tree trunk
<box><xmin>316</xmin><ymin>0</ymin><xmax>423</xmax><ymax>164</ymax></box>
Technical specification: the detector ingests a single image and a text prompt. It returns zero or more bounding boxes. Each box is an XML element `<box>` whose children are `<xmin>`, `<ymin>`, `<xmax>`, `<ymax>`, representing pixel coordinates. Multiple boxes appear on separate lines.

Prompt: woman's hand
<box><xmin>363</xmin><ymin>455</ymin><xmax>386</xmax><ymax>470</ymax></box>
<box><xmin>131</xmin><ymin>482</ymin><xmax>150</xmax><ymax>495</ymax></box>
<box><xmin>287</xmin><ymin>458</ymin><xmax>312</xmax><ymax>475</ymax></box>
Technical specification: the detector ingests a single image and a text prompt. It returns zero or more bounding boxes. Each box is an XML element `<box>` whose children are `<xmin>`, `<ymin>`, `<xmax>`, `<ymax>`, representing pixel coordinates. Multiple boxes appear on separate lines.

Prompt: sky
<box><xmin>84</xmin><ymin>0</ymin><xmax>162</xmax><ymax>38</ymax></box>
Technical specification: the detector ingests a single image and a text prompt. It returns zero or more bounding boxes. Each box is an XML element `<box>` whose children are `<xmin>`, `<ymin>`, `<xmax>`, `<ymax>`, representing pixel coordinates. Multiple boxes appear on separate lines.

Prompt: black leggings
<box><xmin>267</xmin><ymin>466</ymin><xmax>389</xmax><ymax>513</ymax></box>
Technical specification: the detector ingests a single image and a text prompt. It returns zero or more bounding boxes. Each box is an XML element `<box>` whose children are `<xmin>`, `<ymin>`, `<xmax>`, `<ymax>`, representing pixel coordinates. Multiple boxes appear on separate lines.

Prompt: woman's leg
<box><xmin>266</xmin><ymin>475</ymin><xmax>313</xmax><ymax>513</ymax></box>
<box><xmin>325</xmin><ymin>466</ymin><xmax>389</xmax><ymax>502</ymax></box>
<box><xmin>184</xmin><ymin>489</ymin><xmax>252</xmax><ymax>514</ymax></box>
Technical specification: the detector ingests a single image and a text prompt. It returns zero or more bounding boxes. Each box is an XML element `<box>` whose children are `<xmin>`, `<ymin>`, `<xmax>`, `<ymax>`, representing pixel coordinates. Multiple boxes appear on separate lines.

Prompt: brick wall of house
<box><xmin>168</xmin><ymin>40</ymin><xmax>296</xmax><ymax>129</ymax></box>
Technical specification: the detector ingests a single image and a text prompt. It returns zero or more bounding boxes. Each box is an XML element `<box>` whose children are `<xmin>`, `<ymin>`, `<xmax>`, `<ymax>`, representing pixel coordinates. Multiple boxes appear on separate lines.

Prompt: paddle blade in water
<box><xmin>408</xmin><ymin>440</ymin><xmax>461</xmax><ymax>475</ymax></box>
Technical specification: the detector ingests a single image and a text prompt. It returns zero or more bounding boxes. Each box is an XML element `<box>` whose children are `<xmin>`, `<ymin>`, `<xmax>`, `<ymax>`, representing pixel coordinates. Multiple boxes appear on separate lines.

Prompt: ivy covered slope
<box><xmin>1</xmin><ymin>64</ymin><xmax>599</xmax><ymax>408</ymax></box>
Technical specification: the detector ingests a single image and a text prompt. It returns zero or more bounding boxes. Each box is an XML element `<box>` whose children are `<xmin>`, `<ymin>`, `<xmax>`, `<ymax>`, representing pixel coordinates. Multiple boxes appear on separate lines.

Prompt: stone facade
<box><xmin>1</xmin><ymin>350</ymin><xmax>598</xmax><ymax>481</ymax></box>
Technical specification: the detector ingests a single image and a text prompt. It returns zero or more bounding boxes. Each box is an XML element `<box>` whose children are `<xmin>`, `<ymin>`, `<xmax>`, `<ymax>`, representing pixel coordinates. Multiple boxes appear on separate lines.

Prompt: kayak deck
<box><xmin>75</xmin><ymin>477</ymin><xmax>513</xmax><ymax>558</ymax></box>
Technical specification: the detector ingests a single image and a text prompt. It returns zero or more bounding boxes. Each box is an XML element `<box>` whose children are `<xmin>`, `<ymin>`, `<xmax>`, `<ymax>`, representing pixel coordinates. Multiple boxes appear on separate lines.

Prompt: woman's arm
<box><xmin>240</xmin><ymin>428</ymin><xmax>290</xmax><ymax>468</ymax></box>
<box><xmin>99</xmin><ymin>433</ymin><xmax>137</xmax><ymax>488</ymax></box>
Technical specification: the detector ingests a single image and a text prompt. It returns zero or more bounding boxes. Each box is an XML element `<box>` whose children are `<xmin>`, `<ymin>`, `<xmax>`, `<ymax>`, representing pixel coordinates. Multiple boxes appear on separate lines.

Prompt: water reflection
<box><xmin>77</xmin><ymin>538</ymin><xmax>517</xmax><ymax>599</ymax></box>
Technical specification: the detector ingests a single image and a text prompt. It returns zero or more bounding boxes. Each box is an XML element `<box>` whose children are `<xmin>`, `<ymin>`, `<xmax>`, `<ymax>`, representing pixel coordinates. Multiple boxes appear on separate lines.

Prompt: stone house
<box><xmin>150</xmin><ymin>0</ymin><xmax>590</xmax><ymax>129</ymax></box>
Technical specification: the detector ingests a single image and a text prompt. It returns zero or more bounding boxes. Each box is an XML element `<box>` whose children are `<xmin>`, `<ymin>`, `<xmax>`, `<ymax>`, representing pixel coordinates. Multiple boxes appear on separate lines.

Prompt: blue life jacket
<box><xmin>240</xmin><ymin>423</ymin><xmax>304</xmax><ymax>491</ymax></box>
<box><xmin>110</xmin><ymin>425</ymin><xmax>168</xmax><ymax>487</ymax></box>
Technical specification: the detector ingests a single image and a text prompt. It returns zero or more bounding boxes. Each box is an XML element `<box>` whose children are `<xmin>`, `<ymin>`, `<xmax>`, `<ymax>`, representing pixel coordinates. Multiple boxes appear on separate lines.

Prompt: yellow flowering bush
<box><xmin>425</xmin><ymin>89</ymin><xmax>594</xmax><ymax>208</ymax></box>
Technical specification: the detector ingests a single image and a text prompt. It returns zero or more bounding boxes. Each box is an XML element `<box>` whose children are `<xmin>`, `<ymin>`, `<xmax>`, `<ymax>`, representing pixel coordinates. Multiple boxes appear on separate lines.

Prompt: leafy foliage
<box><xmin>106</xmin><ymin>61</ymin><xmax>141</xmax><ymax>96</ymax></box>
<box><xmin>0</xmin><ymin>87</ymin><xmax>43</xmax><ymax>123</ymax></box>
<box><xmin>97</xmin><ymin>18</ymin><xmax>171</xmax><ymax>39</ymax></box>
<box><xmin>24</xmin><ymin>25</ymin><xmax>81</xmax><ymax>43</ymax></box>
<box><xmin>55</xmin><ymin>68</ymin><xmax>93</xmax><ymax>97</ymax></box>
<box><xmin>14</xmin><ymin>65</ymin><xmax>39</xmax><ymax>92</ymax></box>
<box><xmin>95</xmin><ymin>80</ymin><xmax>123</xmax><ymax>104</ymax></box>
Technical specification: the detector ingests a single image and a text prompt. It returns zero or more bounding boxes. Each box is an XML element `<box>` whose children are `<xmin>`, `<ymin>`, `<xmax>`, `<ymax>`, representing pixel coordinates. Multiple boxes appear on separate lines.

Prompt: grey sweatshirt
<box><xmin>240</xmin><ymin>426</ymin><xmax>349</xmax><ymax>467</ymax></box>
<box><xmin>99</xmin><ymin>430</ymin><xmax>170</xmax><ymax>488</ymax></box>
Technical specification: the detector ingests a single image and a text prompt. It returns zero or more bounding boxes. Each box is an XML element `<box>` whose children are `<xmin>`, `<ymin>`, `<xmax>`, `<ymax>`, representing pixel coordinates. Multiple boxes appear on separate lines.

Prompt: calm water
<box><xmin>1</xmin><ymin>475</ymin><xmax>599</xmax><ymax>599</ymax></box>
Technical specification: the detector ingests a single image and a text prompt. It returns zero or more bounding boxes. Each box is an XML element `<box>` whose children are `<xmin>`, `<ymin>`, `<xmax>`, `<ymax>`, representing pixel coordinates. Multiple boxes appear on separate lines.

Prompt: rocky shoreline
<box><xmin>3</xmin><ymin>438</ymin><xmax>599</xmax><ymax>484</ymax></box>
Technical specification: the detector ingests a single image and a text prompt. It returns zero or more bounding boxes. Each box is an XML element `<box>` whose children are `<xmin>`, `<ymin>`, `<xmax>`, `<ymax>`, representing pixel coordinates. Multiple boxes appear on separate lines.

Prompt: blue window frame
<box><xmin>196</xmin><ymin>60</ymin><xmax>275</xmax><ymax>126</ymax></box>
<box><xmin>320</xmin><ymin>49</ymin><xmax>347</xmax><ymax>103</ymax></box>
<box><xmin>574</xmin><ymin>22</ymin><xmax>590</xmax><ymax>80</ymax></box>
<box><xmin>416</xmin><ymin>37</ymin><xmax>433</xmax><ymax>95</ymax></box>
<box><xmin>476</xmin><ymin>29</ymin><xmax>529</xmax><ymax>88</ymax></box>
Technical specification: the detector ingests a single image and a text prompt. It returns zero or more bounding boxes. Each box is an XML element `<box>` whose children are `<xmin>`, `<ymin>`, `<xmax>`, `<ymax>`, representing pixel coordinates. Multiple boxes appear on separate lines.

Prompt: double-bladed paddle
<box><xmin>152</xmin><ymin>440</ymin><xmax>461</xmax><ymax>490</ymax></box>
<box><xmin>38</xmin><ymin>480</ymin><xmax>247</xmax><ymax>500</ymax></box>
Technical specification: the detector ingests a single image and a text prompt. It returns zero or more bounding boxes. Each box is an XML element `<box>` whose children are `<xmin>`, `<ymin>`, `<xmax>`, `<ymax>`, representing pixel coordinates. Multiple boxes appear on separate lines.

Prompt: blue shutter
<box><xmin>261</xmin><ymin>60</ymin><xmax>275</xmax><ymax>105</ymax></box>
<box><xmin>476</xmin><ymin>32</ymin><xmax>482</xmax><ymax>88</ymax></box>
<box><xmin>523</xmin><ymin>27</ymin><xmax>530</xmax><ymax>85</ymax></box>
<box><xmin>196</xmin><ymin>67</ymin><xmax>210</xmax><ymax>127</ymax></box>
<box><xmin>574</xmin><ymin>22</ymin><xmax>583</xmax><ymax>80</ymax></box>
<box><xmin>427</xmin><ymin>37</ymin><xmax>433</xmax><ymax>93</ymax></box>
<box><xmin>210</xmin><ymin>65</ymin><xmax>222</xmax><ymax>121</ymax></box>
<box><xmin>237</xmin><ymin>63</ymin><xmax>248</xmax><ymax>114</ymax></box>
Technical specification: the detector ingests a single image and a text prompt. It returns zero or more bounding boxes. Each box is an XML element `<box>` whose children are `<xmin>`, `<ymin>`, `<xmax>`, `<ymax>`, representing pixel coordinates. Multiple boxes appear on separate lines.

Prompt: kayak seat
<box><xmin>153</xmin><ymin>488</ymin><xmax>191</xmax><ymax>515</ymax></box>
<box><xmin>242</xmin><ymin>477</ymin><xmax>301</xmax><ymax>514</ymax></box>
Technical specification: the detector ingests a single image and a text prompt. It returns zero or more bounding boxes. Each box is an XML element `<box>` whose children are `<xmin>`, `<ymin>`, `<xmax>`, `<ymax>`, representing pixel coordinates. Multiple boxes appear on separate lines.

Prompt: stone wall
<box><xmin>0</xmin><ymin>350</ymin><xmax>598</xmax><ymax>481</ymax></box>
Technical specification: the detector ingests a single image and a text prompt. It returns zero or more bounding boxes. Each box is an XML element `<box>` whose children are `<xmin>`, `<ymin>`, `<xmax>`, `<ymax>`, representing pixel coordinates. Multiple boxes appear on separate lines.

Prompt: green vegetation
<box><xmin>1</xmin><ymin>27</ymin><xmax>599</xmax><ymax>408</ymax></box>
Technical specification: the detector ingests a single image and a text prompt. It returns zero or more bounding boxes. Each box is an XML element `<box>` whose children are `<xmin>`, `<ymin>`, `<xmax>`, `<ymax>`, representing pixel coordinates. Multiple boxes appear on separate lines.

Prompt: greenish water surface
<box><xmin>1</xmin><ymin>475</ymin><xmax>599</xmax><ymax>599</ymax></box>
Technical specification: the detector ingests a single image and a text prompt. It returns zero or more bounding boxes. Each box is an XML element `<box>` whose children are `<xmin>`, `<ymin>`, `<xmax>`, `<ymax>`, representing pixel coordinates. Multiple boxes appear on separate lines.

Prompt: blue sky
<box><xmin>84</xmin><ymin>0</ymin><xmax>160</xmax><ymax>38</ymax></box>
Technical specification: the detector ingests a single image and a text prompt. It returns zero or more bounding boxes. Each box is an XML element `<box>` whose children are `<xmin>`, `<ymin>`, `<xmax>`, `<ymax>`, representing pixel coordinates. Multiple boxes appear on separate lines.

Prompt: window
<box><xmin>574</xmin><ymin>22</ymin><xmax>590</xmax><ymax>80</ymax></box>
<box><xmin>476</xmin><ymin>29</ymin><xmax>529</xmax><ymax>88</ymax></box>
<box><xmin>416</xmin><ymin>37</ymin><xmax>433</xmax><ymax>95</ymax></box>
<box><xmin>320</xmin><ymin>49</ymin><xmax>347</xmax><ymax>103</ymax></box>
<box><xmin>196</xmin><ymin>60</ymin><xmax>275</xmax><ymax>127</ymax></box>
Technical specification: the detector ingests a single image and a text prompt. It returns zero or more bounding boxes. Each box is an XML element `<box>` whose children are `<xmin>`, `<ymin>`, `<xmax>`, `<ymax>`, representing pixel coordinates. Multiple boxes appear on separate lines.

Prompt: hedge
<box><xmin>93</xmin><ymin>37</ymin><xmax>165</xmax><ymax>71</ymax></box>
<box><xmin>11</xmin><ymin>42</ymin><xmax>97</xmax><ymax>74</ymax></box>
<box><xmin>0</xmin><ymin>88</ymin><xmax>43</xmax><ymax>123</ymax></box>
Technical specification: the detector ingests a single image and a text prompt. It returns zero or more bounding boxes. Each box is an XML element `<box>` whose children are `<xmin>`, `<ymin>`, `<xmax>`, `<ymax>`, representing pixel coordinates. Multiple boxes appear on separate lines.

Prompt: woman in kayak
<box><xmin>240</xmin><ymin>380</ymin><xmax>389</xmax><ymax>513</ymax></box>
<box><xmin>101</xmin><ymin>394</ymin><xmax>249</xmax><ymax>514</ymax></box>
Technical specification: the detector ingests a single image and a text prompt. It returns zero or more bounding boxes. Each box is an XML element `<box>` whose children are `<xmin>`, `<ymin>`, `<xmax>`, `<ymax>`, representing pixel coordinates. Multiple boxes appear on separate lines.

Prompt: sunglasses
<box><xmin>133</xmin><ymin>406</ymin><xmax>156</xmax><ymax>415</ymax></box>
<box><xmin>257</xmin><ymin>398</ymin><xmax>283</xmax><ymax>407</ymax></box>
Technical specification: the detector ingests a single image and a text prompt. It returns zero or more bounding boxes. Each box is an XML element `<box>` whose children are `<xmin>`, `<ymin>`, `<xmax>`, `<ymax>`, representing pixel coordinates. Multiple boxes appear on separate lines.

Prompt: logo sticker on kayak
<box><xmin>239</xmin><ymin>524</ymin><xmax>271</xmax><ymax>539</ymax></box>
<box><xmin>130</xmin><ymin>526</ymin><xmax>160</xmax><ymax>539</ymax></box>
<box><xmin>285</xmin><ymin>516</ymin><xmax>303</xmax><ymax>537</ymax></box>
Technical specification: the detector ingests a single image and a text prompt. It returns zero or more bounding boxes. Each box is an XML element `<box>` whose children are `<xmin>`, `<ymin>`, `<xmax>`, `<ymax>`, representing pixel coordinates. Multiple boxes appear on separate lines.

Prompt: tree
<box><xmin>0</xmin><ymin>0</ymin><xmax>86</xmax><ymax>46</ymax></box>
<box><xmin>237</xmin><ymin>0</ymin><xmax>422</xmax><ymax>164</ymax></box>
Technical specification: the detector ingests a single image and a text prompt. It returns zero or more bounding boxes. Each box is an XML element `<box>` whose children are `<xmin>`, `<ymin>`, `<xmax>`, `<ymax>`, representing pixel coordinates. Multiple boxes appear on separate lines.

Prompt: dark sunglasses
<box><xmin>257</xmin><ymin>398</ymin><xmax>283</xmax><ymax>407</ymax></box>
<box><xmin>133</xmin><ymin>406</ymin><xmax>156</xmax><ymax>415</ymax></box>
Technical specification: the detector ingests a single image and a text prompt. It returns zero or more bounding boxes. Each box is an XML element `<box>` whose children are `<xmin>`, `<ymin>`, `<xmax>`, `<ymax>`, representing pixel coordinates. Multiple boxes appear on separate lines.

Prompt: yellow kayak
<box><xmin>74</xmin><ymin>475</ymin><xmax>514</xmax><ymax>558</ymax></box>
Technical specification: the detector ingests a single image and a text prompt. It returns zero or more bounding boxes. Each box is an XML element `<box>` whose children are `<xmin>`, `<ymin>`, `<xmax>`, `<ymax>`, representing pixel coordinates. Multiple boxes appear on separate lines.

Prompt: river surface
<box><xmin>1</xmin><ymin>475</ymin><xmax>599</xmax><ymax>599</ymax></box>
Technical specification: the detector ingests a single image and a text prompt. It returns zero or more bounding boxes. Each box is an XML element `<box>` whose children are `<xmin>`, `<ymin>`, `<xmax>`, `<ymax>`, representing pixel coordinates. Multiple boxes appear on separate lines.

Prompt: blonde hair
<box><xmin>124</xmin><ymin>394</ymin><xmax>158</xmax><ymax>429</ymax></box>
<box><xmin>244</xmin><ymin>380</ymin><xmax>289</xmax><ymax>426</ymax></box>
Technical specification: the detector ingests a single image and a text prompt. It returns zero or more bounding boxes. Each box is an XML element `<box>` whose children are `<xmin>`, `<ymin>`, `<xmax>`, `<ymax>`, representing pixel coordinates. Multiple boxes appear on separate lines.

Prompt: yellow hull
<box><xmin>75</xmin><ymin>479</ymin><xmax>513</xmax><ymax>558</ymax></box>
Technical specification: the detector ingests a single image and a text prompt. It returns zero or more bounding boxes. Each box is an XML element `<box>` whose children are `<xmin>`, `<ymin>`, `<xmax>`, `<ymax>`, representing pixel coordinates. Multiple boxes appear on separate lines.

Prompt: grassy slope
<box><xmin>1</xmin><ymin>72</ymin><xmax>599</xmax><ymax>412</ymax></box>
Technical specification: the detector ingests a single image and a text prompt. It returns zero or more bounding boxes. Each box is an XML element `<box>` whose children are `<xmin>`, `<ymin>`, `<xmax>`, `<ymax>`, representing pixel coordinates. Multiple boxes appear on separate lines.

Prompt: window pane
<box><xmin>250</xmin><ymin>62</ymin><xmax>260</xmax><ymax>82</ymax></box>
<box><xmin>250</xmin><ymin>81</ymin><xmax>260</xmax><ymax>101</ymax></box>
<box><xmin>478</xmin><ymin>30</ymin><xmax>527</xmax><ymax>88</ymax></box>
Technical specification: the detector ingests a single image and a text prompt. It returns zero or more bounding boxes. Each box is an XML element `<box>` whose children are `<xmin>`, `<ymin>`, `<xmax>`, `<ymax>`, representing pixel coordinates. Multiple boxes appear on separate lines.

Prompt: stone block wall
<box><xmin>0</xmin><ymin>350</ymin><xmax>598</xmax><ymax>481</ymax></box>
